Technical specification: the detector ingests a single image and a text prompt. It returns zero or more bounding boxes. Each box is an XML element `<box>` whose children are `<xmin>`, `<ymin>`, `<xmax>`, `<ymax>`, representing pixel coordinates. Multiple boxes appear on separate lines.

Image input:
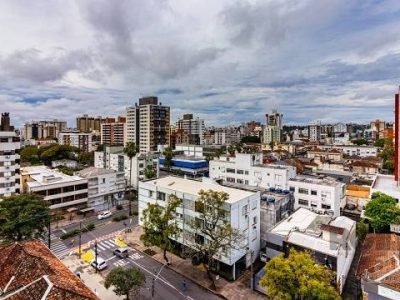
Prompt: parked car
<box><xmin>90</xmin><ymin>257</ymin><xmax>107</xmax><ymax>271</ymax></box>
<box><xmin>97</xmin><ymin>210</ymin><xmax>112</xmax><ymax>220</ymax></box>
<box><xmin>113</xmin><ymin>248</ymin><xmax>129</xmax><ymax>258</ymax></box>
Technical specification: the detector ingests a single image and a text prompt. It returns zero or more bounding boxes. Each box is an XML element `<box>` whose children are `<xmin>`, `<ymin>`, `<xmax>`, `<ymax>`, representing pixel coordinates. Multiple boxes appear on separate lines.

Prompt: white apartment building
<box><xmin>24</xmin><ymin>120</ymin><xmax>67</xmax><ymax>141</ymax></box>
<box><xmin>308</xmin><ymin>123</ymin><xmax>321</xmax><ymax>142</ymax></box>
<box><xmin>263</xmin><ymin>126</ymin><xmax>281</xmax><ymax>144</ymax></box>
<box><xmin>333</xmin><ymin>123</ymin><xmax>347</xmax><ymax>133</ymax></box>
<box><xmin>125</xmin><ymin>105</ymin><xmax>139</xmax><ymax>147</ymax></box>
<box><xmin>176</xmin><ymin>114</ymin><xmax>205</xmax><ymax>145</ymax></box>
<box><xmin>58</xmin><ymin>131</ymin><xmax>94</xmax><ymax>152</ymax></box>
<box><xmin>175</xmin><ymin>144</ymin><xmax>204</xmax><ymax>158</ymax></box>
<box><xmin>288</xmin><ymin>176</ymin><xmax>346</xmax><ymax>217</ymax></box>
<box><xmin>214</xmin><ymin>128</ymin><xmax>241</xmax><ymax>145</ymax></box>
<box><xmin>0</xmin><ymin>113</ymin><xmax>21</xmax><ymax>198</ymax></box>
<box><xmin>138</xmin><ymin>176</ymin><xmax>260</xmax><ymax>280</ymax></box>
<box><xmin>319</xmin><ymin>145</ymin><xmax>378</xmax><ymax>157</ymax></box>
<box><xmin>77</xmin><ymin>167</ymin><xmax>126</xmax><ymax>211</ymax></box>
<box><xmin>94</xmin><ymin>146</ymin><xmax>159</xmax><ymax>189</ymax></box>
<box><xmin>209</xmin><ymin>152</ymin><xmax>296</xmax><ymax>190</ymax></box>
<box><xmin>21</xmin><ymin>166</ymin><xmax>88</xmax><ymax>210</ymax></box>
<box><xmin>263</xmin><ymin>208</ymin><xmax>356</xmax><ymax>293</ymax></box>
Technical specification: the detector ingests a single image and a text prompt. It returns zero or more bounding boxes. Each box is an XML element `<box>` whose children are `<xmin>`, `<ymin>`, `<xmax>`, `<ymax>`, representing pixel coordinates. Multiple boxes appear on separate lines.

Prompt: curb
<box><xmin>126</xmin><ymin>241</ymin><xmax>228</xmax><ymax>300</ymax></box>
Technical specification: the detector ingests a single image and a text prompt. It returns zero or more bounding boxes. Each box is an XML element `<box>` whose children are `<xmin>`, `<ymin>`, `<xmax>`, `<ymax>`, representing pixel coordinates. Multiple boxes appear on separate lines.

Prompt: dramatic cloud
<box><xmin>0</xmin><ymin>0</ymin><xmax>400</xmax><ymax>128</ymax></box>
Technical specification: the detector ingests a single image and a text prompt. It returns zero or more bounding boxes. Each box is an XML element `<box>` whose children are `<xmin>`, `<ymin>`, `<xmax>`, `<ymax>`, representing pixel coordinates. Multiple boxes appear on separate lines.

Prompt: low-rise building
<box><xmin>138</xmin><ymin>176</ymin><xmax>260</xmax><ymax>280</ymax></box>
<box><xmin>94</xmin><ymin>145</ymin><xmax>159</xmax><ymax>189</ymax></box>
<box><xmin>357</xmin><ymin>234</ymin><xmax>400</xmax><ymax>300</ymax></box>
<box><xmin>307</xmin><ymin>148</ymin><xmax>343</xmax><ymax>161</ymax></box>
<box><xmin>51</xmin><ymin>159</ymin><xmax>78</xmax><ymax>169</ymax></box>
<box><xmin>263</xmin><ymin>208</ymin><xmax>356</xmax><ymax>293</ymax></box>
<box><xmin>175</xmin><ymin>144</ymin><xmax>204</xmax><ymax>158</ymax></box>
<box><xmin>21</xmin><ymin>166</ymin><xmax>88</xmax><ymax>211</ymax></box>
<box><xmin>319</xmin><ymin>145</ymin><xmax>378</xmax><ymax>157</ymax></box>
<box><xmin>77</xmin><ymin>167</ymin><xmax>126</xmax><ymax>211</ymax></box>
<box><xmin>288</xmin><ymin>176</ymin><xmax>345</xmax><ymax>217</ymax></box>
<box><xmin>0</xmin><ymin>240</ymin><xmax>99</xmax><ymax>300</ymax></box>
<box><xmin>159</xmin><ymin>156</ymin><xmax>209</xmax><ymax>177</ymax></box>
<box><xmin>209</xmin><ymin>152</ymin><xmax>296</xmax><ymax>190</ymax></box>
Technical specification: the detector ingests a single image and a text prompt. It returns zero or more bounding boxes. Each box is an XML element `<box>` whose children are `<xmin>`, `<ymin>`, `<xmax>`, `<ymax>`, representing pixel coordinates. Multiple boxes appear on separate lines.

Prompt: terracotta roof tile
<box><xmin>0</xmin><ymin>240</ymin><xmax>99</xmax><ymax>300</ymax></box>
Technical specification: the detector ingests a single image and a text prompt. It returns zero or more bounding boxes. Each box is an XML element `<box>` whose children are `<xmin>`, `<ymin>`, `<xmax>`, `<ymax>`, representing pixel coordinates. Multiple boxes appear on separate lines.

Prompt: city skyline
<box><xmin>0</xmin><ymin>1</ymin><xmax>399</xmax><ymax>127</ymax></box>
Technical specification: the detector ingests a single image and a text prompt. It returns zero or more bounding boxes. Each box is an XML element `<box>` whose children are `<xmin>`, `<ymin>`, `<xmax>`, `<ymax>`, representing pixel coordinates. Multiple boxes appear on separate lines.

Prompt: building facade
<box><xmin>21</xmin><ymin>166</ymin><xmax>88</xmax><ymax>210</ymax></box>
<box><xmin>77</xmin><ymin>167</ymin><xmax>125</xmax><ymax>211</ymax></box>
<box><xmin>58</xmin><ymin>131</ymin><xmax>94</xmax><ymax>152</ymax></box>
<box><xmin>24</xmin><ymin>120</ymin><xmax>67</xmax><ymax>141</ymax></box>
<box><xmin>176</xmin><ymin>114</ymin><xmax>205</xmax><ymax>145</ymax></box>
<box><xmin>264</xmin><ymin>111</ymin><xmax>283</xmax><ymax>144</ymax></box>
<box><xmin>288</xmin><ymin>176</ymin><xmax>345</xmax><ymax>217</ymax></box>
<box><xmin>101</xmin><ymin>120</ymin><xmax>125</xmax><ymax>146</ymax></box>
<box><xmin>308</xmin><ymin>123</ymin><xmax>321</xmax><ymax>142</ymax></box>
<box><xmin>138</xmin><ymin>176</ymin><xmax>260</xmax><ymax>280</ymax></box>
<box><xmin>214</xmin><ymin>127</ymin><xmax>241</xmax><ymax>145</ymax></box>
<box><xmin>76</xmin><ymin>115</ymin><xmax>103</xmax><ymax>133</ymax></box>
<box><xmin>0</xmin><ymin>113</ymin><xmax>21</xmax><ymax>198</ymax></box>
<box><xmin>319</xmin><ymin>145</ymin><xmax>378</xmax><ymax>157</ymax></box>
<box><xmin>209</xmin><ymin>152</ymin><xmax>296</xmax><ymax>190</ymax></box>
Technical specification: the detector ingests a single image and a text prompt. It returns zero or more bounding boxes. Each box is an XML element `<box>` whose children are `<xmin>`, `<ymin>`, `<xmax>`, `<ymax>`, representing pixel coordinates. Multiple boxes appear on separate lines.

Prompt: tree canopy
<box><xmin>144</xmin><ymin>164</ymin><xmax>156</xmax><ymax>179</ymax></box>
<box><xmin>241</xmin><ymin>136</ymin><xmax>260</xmax><ymax>143</ymax></box>
<box><xmin>0</xmin><ymin>194</ymin><xmax>50</xmax><ymax>241</ymax></box>
<box><xmin>364</xmin><ymin>192</ymin><xmax>400</xmax><ymax>232</ymax></box>
<box><xmin>123</xmin><ymin>142</ymin><xmax>138</xmax><ymax>159</ymax></box>
<box><xmin>260</xmin><ymin>249</ymin><xmax>340</xmax><ymax>300</ymax></box>
<box><xmin>163</xmin><ymin>146</ymin><xmax>174</xmax><ymax>171</ymax></box>
<box><xmin>140</xmin><ymin>194</ymin><xmax>182</xmax><ymax>264</ymax></box>
<box><xmin>105</xmin><ymin>267</ymin><xmax>145</xmax><ymax>300</ymax></box>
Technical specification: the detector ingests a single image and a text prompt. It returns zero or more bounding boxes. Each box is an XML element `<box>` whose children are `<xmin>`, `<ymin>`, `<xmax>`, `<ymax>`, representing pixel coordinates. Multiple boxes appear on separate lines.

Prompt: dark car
<box><xmin>113</xmin><ymin>248</ymin><xmax>129</xmax><ymax>258</ymax></box>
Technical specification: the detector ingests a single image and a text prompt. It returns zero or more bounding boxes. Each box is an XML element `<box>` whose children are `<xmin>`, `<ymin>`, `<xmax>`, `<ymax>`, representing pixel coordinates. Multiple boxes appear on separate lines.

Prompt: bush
<box><xmin>112</xmin><ymin>215</ymin><xmax>128</xmax><ymax>222</ymax></box>
<box><xmin>116</xmin><ymin>204</ymin><xmax>123</xmax><ymax>211</ymax></box>
<box><xmin>82</xmin><ymin>223</ymin><xmax>95</xmax><ymax>232</ymax></box>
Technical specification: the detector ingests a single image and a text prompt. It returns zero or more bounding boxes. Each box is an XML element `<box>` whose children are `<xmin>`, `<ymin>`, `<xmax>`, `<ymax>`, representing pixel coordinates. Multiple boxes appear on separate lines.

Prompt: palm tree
<box><xmin>124</xmin><ymin>142</ymin><xmax>138</xmax><ymax>216</ymax></box>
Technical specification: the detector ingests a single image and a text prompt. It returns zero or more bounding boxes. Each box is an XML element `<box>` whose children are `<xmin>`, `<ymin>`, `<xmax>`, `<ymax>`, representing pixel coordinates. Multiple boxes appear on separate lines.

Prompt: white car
<box><xmin>90</xmin><ymin>257</ymin><xmax>107</xmax><ymax>271</ymax></box>
<box><xmin>97</xmin><ymin>210</ymin><xmax>112</xmax><ymax>220</ymax></box>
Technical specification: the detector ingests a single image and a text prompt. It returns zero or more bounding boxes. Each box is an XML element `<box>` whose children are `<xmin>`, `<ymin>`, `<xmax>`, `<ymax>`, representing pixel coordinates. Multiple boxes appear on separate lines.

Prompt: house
<box><xmin>138</xmin><ymin>176</ymin><xmax>260</xmax><ymax>280</ymax></box>
<box><xmin>263</xmin><ymin>208</ymin><xmax>356</xmax><ymax>293</ymax></box>
<box><xmin>0</xmin><ymin>240</ymin><xmax>99</xmax><ymax>300</ymax></box>
<box><xmin>357</xmin><ymin>234</ymin><xmax>400</xmax><ymax>300</ymax></box>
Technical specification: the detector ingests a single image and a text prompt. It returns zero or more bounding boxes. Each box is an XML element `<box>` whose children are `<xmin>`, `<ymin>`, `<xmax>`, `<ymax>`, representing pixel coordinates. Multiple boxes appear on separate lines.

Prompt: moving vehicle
<box><xmin>113</xmin><ymin>248</ymin><xmax>129</xmax><ymax>258</ymax></box>
<box><xmin>97</xmin><ymin>210</ymin><xmax>112</xmax><ymax>220</ymax></box>
<box><xmin>90</xmin><ymin>257</ymin><xmax>107</xmax><ymax>271</ymax></box>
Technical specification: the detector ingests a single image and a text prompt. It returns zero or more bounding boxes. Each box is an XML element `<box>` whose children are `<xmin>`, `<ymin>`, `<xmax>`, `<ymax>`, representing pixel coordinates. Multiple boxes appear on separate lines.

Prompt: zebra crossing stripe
<box><xmin>102</xmin><ymin>240</ymin><xmax>116</xmax><ymax>247</ymax></box>
<box><xmin>97</xmin><ymin>244</ymin><xmax>106</xmax><ymax>251</ymax></box>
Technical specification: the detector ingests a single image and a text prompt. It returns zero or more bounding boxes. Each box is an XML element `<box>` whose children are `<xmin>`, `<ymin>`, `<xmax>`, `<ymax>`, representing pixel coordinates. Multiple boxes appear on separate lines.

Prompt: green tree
<box><xmin>241</xmin><ymin>136</ymin><xmax>260</xmax><ymax>143</ymax></box>
<box><xmin>20</xmin><ymin>145</ymin><xmax>40</xmax><ymax>165</ymax></box>
<box><xmin>356</xmin><ymin>220</ymin><xmax>369</xmax><ymax>242</ymax></box>
<box><xmin>105</xmin><ymin>267</ymin><xmax>145</xmax><ymax>300</ymax></box>
<box><xmin>227</xmin><ymin>144</ymin><xmax>236</xmax><ymax>156</ymax></box>
<box><xmin>123</xmin><ymin>142</ymin><xmax>138</xmax><ymax>216</ymax></box>
<box><xmin>353</xmin><ymin>138</ymin><xmax>367</xmax><ymax>146</ymax></box>
<box><xmin>374</xmin><ymin>138</ymin><xmax>385</xmax><ymax>147</ymax></box>
<box><xmin>0</xmin><ymin>194</ymin><xmax>50</xmax><ymax>241</ymax></box>
<box><xmin>77</xmin><ymin>151</ymin><xmax>94</xmax><ymax>166</ymax></box>
<box><xmin>163</xmin><ymin>146</ymin><xmax>174</xmax><ymax>171</ymax></box>
<box><xmin>260</xmin><ymin>249</ymin><xmax>340</xmax><ymax>300</ymax></box>
<box><xmin>140</xmin><ymin>195</ymin><xmax>182</xmax><ymax>264</ymax></box>
<box><xmin>364</xmin><ymin>192</ymin><xmax>400</xmax><ymax>232</ymax></box>
<box><xmin>189</xmin><ymin>190</ymin><xmax>242</xmax><ymax>286</ymax></box>
<box><xmin>144</xmin><ymin>164</ymin><xmax>156</xmax><ymax>179</ymax></box>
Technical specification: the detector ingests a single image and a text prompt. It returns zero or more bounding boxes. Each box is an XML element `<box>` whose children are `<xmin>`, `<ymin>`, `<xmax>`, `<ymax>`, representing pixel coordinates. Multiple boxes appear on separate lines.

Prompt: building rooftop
<box><xmin>22</xmin><ymin>166</ymin><xmax>85</xmax><ymax>188</ymax></box>
<box><xmin>357</xmin><ymin>234</ymin><xmax>400</xmax><ymax>292</ymax></box>
<box><xmin>143</xmin><ymin>176</ymin><xmax>257</xmax><ymax>203</ymax></box>
<box><xmin>289</xmin><ymin>175</ymin><xmax>344</xmax><ymax>187</ymax></box>
<box><xmin>77</xmin><ymin>167</ymin><xmax>116</xmax><ymax>177</ymax></box>
<box><xmin>371</xmin><ymin>174</ymin><xmax>400</xmax><ymax>200</ymax></box>
<box><xmin>0</xmin><ymin>240</ymin><xmax>99</xmax><ymax>300</ymax></box>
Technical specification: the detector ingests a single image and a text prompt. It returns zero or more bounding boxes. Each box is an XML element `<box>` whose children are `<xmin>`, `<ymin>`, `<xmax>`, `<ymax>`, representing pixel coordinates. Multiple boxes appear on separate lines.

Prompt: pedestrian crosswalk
<box><xmin>50</xmin><ymin>234</ymin><xmax>70</xmax><ymax>258</ymax></box>
<box><xmin>95</xmin><ymin>238</ymin><xmax>118</xmax><ymax>253</ymax></box>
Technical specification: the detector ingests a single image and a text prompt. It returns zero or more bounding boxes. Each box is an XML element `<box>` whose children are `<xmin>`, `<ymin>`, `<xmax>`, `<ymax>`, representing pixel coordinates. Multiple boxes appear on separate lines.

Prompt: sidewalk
<box><xmin>121</xmin><ymin>226</ymin><xmax>265</xmax><ymax>300</ymax></box>
<box><xmin>63</xmin><ymin>256</ymin><xmax>122</xmax><ymax>300</ymax></box>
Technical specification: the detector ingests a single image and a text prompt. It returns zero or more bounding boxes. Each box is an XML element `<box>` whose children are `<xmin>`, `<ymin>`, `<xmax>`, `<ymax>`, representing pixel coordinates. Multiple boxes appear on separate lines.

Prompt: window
<box><xmin>157</xmin><ymin>192</ymin><xmax>166</xmax><ymax>201</ymax></box>
<box><xmin>237</xmin><ymin>169</ymin><xmax>244</xmax><ymax>174</ymax></box>
<box><xmin>242</xmin><ymin>205</ymin><xmax>249</xmax><ymax>216</ymax></box>
<box><xmin>75</xmin><ymin>183</ymin><xmax>88</xmax><ymax>190</ymax></box>
<box><xmin>63</xmin><ymin>185</ymin><xmax>74</xmax><ymax>193</ymax></box>
<box><xmin>195</xmin><ymin>217</ymin><xmax>204</xmax><ymax>228</ymax></box>
<box><xmin>102</xmin><ymin>178</ymin><xmax>106</xmax><ymax>184</ymax></box>
<box><xmin>298</xmin><ymin>188</ymin><xmax>309</xmax><ymax>195</ymax></box>
<box><xmin>311</xmin><ymin>190</ymin><xmax>317</xmax><ymax>195</ymax></box>
<box><xmin>195</xmin><ymin>234</ymin><xmax>204</xmax><ymax>245</ymax></box>
<box><xmin>322</xmin><ymin>204</ymin><xmax>331</xmax><ymax>209</ymax></box>
<box><xmin>75</xmin><ymin>193</ymin><xmax>88</xmax><ymax>200</ymax></box>
<box><xmin>195</xmin><ymin>201</ymin><xmax>204</xmax><ymax>213</ymax></box>
<box><xmin>311</xmin><ymin>202</ymin><xmax>317</xmax><ymax>208</ymax></box>
<box><xmin>245</xmin><ymin>180</ymin><xmax>249</xmax><ymax>185</ymax></box>
<box><xmin>244</xmin><ymin>170</ymin><xmax>249</xmax><ymax>175</ymax></box>
<box><xmin>237</xmin><ymin>179</ymin><xmax>244</xmax><ymax>184</ymax></box>
<box><xmin>298</xmin><ymin>199</ymin><xmax>309</xmax><ymax>206</ymax></box>
<box><xmin>226</xmin><ymin>168</ymin><xmax>235</xmax><ymax>174</ymax></box>
<box><xmin>253</xmin><ymin>216</ymin><xmax>257</xmax><ymax>225</ymax></box>
<box><xmin>226</xmin><ymin>177</ymin><xmax>235</xmax><ymax>183</ymax></box>
<box><xmin>48</xmin><ymin>187</ymin><xmax>62</xmax><ymax>195</ymax></box>
<box><xmin>289</xmin><ymin>186</ymin><xmax>295</xmax><ymax>192</ymax></box>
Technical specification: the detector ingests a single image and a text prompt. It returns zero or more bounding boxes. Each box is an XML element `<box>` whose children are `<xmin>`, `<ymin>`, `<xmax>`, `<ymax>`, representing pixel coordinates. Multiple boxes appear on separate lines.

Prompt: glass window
<box><xmin>289</xmin><ymin>186</ymin><xmax>295</xmax><ymax>192</ymax></box>
<box><xmin>311</xmin><ymin>190</ymin><xmax>317</xmax><ymax>195</ymax></box>
<box><xmin>298</xmin><ymin>199</ymin><xmax>309</xmax><ymax>206</ymax></box>
<box><xmin>237</xmin><ymin>179</ymin><xmax>244</xmax><ymax>184</ymax></box>
<box><xmin>298</xmin><ymin>188</ymin><xmax>308</xmax><ymax>194</ymax></box>
<box><xmin>226</xmin><ymin>177</ymin><xmax>235</xmax><ymax>183</ymax></box>
<box><xmin>157</xmin><ymin>192</ymin><xmax>166</xmax><ymax>201</ymax></box>
<box><xmin>244</xmin><ymin>170</ymin><xmax>249</xmax><ymax>175</ymax></box>
<box><xmin>195</xmin><ymin>201</ymin><xmax>204</xmax><ymax>213</ymax></box>
<box><xmin>226</xmin><ymin>168</ymin><xmax>235</xmax><ymax>174</ymax></box>
<box><xmin>236</xmin><ymin>169</ymin><xmax>244</xmax><ymax>174</ymax></box>
<box><xmin>322</xmin><ymin>204</ymin><xmax>331</xmax><ymax>209</ymax></box>
<box><xmin>242</xmin><ymin>205</ymin><xmax>249</xmax><ymax>216</ymax></box>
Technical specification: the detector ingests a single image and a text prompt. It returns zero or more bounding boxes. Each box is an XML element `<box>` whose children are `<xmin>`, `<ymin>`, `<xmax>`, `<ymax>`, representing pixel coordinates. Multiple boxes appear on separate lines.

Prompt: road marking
<box><xmin>61</xmin><ymin>229</ymin><xmax>67</xmax><ymax>234</ymax></box>
<box><xmin>105</xmin><ymin>255</ymin><xmax>116</xmax><ymax>262</ymax></box>
<box><xmin>97</xmin><ymin>244</ymin><xmax>106</xmax><ymax>251</ymax></box>
<box><xmin>103</xmin><ymin>240</ymin><xmax>116</xmax><ymax>247</ymax></box>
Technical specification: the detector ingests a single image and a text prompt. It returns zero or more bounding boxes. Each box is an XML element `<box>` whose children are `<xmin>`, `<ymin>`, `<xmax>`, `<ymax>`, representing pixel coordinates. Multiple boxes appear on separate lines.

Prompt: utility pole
<box><xmin>95</xmin><ymin>240</ymin><xmax>98</xmax><ymax>274</ymax></box>
<box><xmin>151</xmin><ymin>275</ymin><xmax>155</xmax><ymax>298</ymax></box>
<box><xmin>250</xmin><ymin>250</ymin><xmax>254</xmax><ymax>290</ymax></box>
<box><xmin>79</xmin><ymin>221</ymin><xmax>82</xmax><ymax>258</ymax></box>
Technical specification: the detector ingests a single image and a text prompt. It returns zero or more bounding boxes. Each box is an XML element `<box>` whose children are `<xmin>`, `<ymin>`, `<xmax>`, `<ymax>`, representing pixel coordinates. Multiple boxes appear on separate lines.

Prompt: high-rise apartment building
<box><xmin>24</xmin><ymin>120</ymin><xmax>67</xmax><ymax>141</ymax></box>
<box><xmin>214</xmin><ymin>127</ymin><xmax>241</xmax><ymax>145</ymax></box>
<box><xmin>58</xmin><ymin>131</ymin><xmax>94</xmax><ymax>152</ymax></box>
<box><xmin>370</xmin><ymin>119</ymin><xmax>386</xmax><ymax>139</ymax></box>
<box><xmin>101</xmin><ymin>117</ymin><xmax>126</xmax><ymax>146</ymax></box>
<box><xmin>0</xmin><ymin>113</ymin><xmax>21</xmax><ymax>198</ymax></box>
<box><xmin>308</xmin><ymin>122</ymin><xmax>321</xmax><ymax>142</ymax></box>
<box><xmin>175</xmin><ymin>114</ymin><xmax>205</xmax><ymax>145</ymax></box>
<box><xmin>76</xmin><ymin>115</ymin><xmax>103</xmax><ymax>133</ymax></box>
<box><xmin>264</xmin><ymin>110</ymin><xmax>283</xmax><ymax>144</ymax></box>
<box><xmin>126</xmin><ymin>96</ymin><xmax>170</xmax><ymax>153</ymax></box>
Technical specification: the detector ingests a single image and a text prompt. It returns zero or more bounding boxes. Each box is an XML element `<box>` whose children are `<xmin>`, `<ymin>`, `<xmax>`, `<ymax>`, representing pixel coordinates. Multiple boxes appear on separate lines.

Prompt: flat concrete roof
<box><xmin>371</xmin><ymin>174</ymin><xmax>400</xmax><ymax>199</ymax></box>
<box><xmin>77</xmin><ymin>167</ymin><xmax>116</xmax><ymax>177</ymax></box>
<box><xmin>22</xmin><ymin>166</ymin><xmax>85</xmax><ymax>188</ymax></box>
<box><xmin>141</xmin><ymin>176</ymin><xmax>257</xmax><ymax>203</ymax></box>
<box><xmin>289</xmin><ymin>175</ymin><xmax>343</xmax><ymax>187</ymax></box>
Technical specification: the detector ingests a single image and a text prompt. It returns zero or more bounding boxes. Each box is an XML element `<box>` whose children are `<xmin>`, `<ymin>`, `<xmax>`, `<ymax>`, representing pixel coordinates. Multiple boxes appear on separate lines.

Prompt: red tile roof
<box><xmin>0</xmin><ymin>240</ymin><xmax>99</xmax><ymax>300</ymax></box>
<box><xmin>357</xmin><ymin>234</ymin><xmax>400</xmax><ymax>292</ymax></box>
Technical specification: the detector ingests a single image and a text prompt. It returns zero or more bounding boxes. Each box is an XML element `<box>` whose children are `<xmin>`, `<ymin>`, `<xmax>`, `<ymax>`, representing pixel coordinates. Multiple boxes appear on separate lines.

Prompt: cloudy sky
<box><xmin>0</xmin><ymin>0</ymin><xmax>399</xmax><ymax>128</ymax></box>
